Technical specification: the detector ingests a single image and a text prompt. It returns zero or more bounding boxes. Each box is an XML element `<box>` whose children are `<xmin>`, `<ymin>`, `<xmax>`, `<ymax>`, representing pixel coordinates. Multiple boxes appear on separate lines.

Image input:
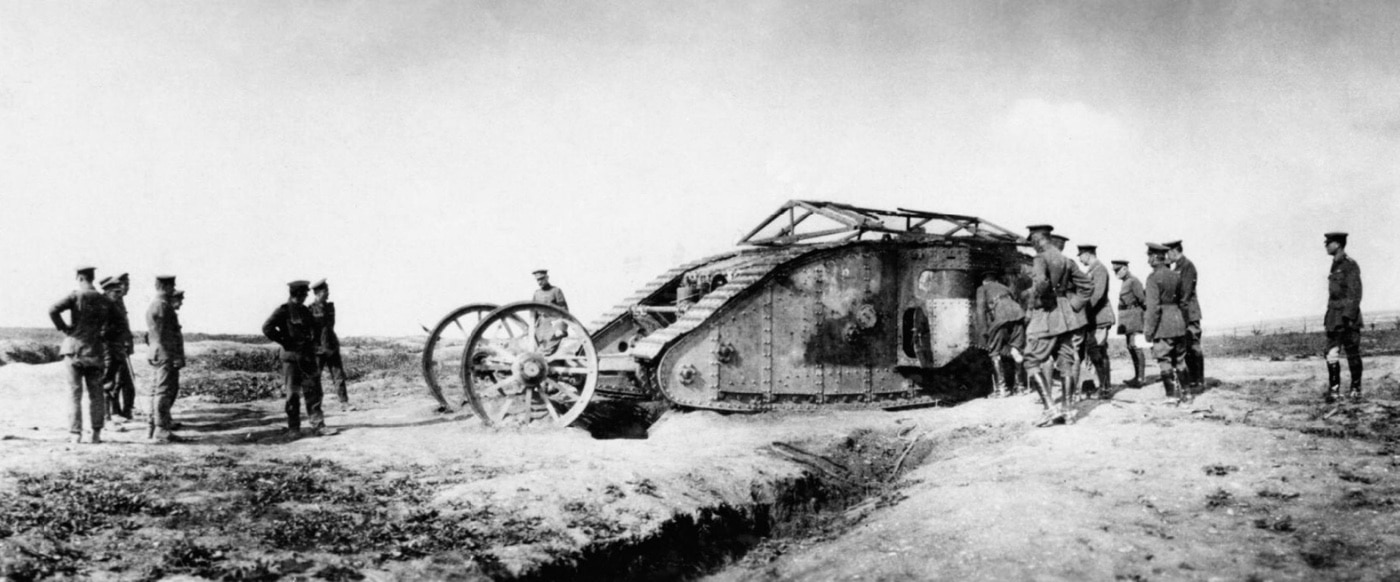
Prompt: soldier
<box><xmin>263</xmin><ymin>280</ymin><xmax>336</xmax><ymax>436</ymax></box>
<box><xmin>1164</xmin><ymin>240</ymin><xmax>1203</xmax><ymax>391</ymax></box>
<box><xmin>1113</xmin><ymin>259</ymin><xmax>1148</xmax><ymax>387</ymax></box>
<box><xmin>1076</xmin><ymin>245</ymin><xmax>1115</xmax><ymax>398</ymax></box>
<box><xmin>146</xmin><ymin>275</ymin><xmax>186</xmax><ymax>442</ymax></box>
<box><xmin>1144</xmin><ymin>244</ymin><xmax>1189</xmax><ymax>405</ymax></box>
<box><xmin>310</xmin><ymin>279</ymin><xmax>348</xmax><ymax>406</ymax></box>
<box><xmin>1022</xmin><ymin>225</ymin><xmax>1093</xmax><ymax>426</ymax></box>
<box><xmin>1322</xmin><ymin>232</ymin><xmax>1363</xmax><ymax>402</ymax></box>
<box><xmin>974</xmin><ymin>269</ymin><xmax>1025</xmax><ymax>397</ymax></box>
<box><xmin>531</xmin><ymin>269</ymin><xmax>569</xmax><ymax>356</ymax></box>
<box><xmin>99</xmin><ymin>275</ymin><xmax>136</xmax><ymax>424</ymax></box>
<box><xmin>49</xmin><ymin>266</ymin><xmax>118</xmax><ymax>444</ymax></box>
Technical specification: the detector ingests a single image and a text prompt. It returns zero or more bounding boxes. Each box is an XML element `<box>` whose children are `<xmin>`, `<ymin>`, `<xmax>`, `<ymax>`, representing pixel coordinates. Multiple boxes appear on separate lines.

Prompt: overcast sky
<box><xmin>2</xmin><ymin>1</ymin><xmax>1396</xmax><ymax>336</ymax></box>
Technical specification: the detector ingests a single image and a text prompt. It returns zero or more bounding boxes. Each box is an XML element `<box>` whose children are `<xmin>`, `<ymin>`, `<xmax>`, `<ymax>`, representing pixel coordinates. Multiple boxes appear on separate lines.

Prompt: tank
<box><xmin>430</xmin><ymin>200</ymin><xmax>1033</xmax><ymax>426</ymax></box>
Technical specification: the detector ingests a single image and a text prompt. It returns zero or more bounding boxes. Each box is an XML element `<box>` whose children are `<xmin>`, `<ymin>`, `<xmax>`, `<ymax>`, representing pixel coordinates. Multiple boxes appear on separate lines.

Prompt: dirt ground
<box><xmin>1</xmin><ymin>342</ymin><xmax>1399</xmax><ymax>581</ymax></box>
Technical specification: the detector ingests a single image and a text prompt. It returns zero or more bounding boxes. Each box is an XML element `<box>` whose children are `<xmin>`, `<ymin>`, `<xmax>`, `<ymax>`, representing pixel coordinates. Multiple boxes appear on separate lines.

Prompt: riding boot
<box><xmin>1325</xmin><ymin>361</ymin><xmax>1341</xmax><ymax>404</ymax></box>
<box><xmin>1161</xmin><ymin>370</ymin><xmax>1178</xmax><ymax>404</ymax></box>
<box><xmin>1133</xmin><ymin>348</ymin><xmax>1147</xmax><ymax>387</ymax></box>
<box><xmin>1001</xmin><ymin>356</ymin><xmax>1019</xmax><ymax>395</ymax></box>
<box><xmin>1091</xmin><ymin>345</ymin><xmax>1111</xmax><ymax>398</ymax></box>
<box><xmin>1124</xmin><ymin>349</ymin><xmax>1140</xmax><ymax>387</ymax></box>
<box><xmin>1060</xmin><ymin>362</ymin><xmax>1078</xmax><ymax>410</ymax></box>
<box><xmin>1347</xmin><ymin>354</ymin><xmax>1363</xmax><ymax>400</ymax></box>
<box><xmin>990</xmin><ymin>360</ymin><xmax>1006</xmax><ymax>398</ymax></box>
<box><xmin>1187</xmin><ymin>352</ymin><xmax>1204</xmax><ymax>388</ymax></box>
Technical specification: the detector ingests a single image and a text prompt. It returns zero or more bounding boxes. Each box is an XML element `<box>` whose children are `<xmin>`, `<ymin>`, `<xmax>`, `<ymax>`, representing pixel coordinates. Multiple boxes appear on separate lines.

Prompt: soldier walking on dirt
<box><xmin>263</xmin><ymin>280</ymin><xmax>335</xmax><ymax>436</ymax></box>
<box><xmin>1022</xmin><ymin>225</ymin><xmax>1093</xmax><ymax>426</ymax></box>
<box><xmin>1322</xmin><ymin>232</ymin><xmax>1364</xmax><ymax>402</ymax></box>
<box><xmin>1113</xmin><ymin>260</ymin><xmax>1148</xmax><ymax>387</ymax></box>
<box><xmin>99</xmin><ymin>275</ymin><xmax>136</xmax><ymax>425</ymax></box>
<box><xmin>49</xmin><ymin>266</ymin><xmax>119</xmax><ymax>444</ymax></box>
<box><xmin>146</xmin><ymin>275</ymin><xmax>186</xmax><ymax>443</ymax></box>
<box><xmin>974</xmin><ymin>270</ymin><xmax>1025</xmax><ymax>398</ymax></box>
<box><xmin>310</xmin><ymin>279</ymin><xmax>349</xmax><ymax>407</ymax></box>
<box><xmin>1076</xmin><ymin>244</ymin><xmax>1115</xmax><ymax>399</ymax></box>
<box><xmin>1144</xmin><ymin>245</ymin><xmax>1189</xmax><ymax>405</ymax></box>
<box><xmin>1165</xmin><ymin>240</ymin><xmax>1203</xmax><ymax>392</ymax></box>
<box><xmin>531</xmin><ymin>269</ymin><xmax>569</xmax><ymax>356</ymax></box>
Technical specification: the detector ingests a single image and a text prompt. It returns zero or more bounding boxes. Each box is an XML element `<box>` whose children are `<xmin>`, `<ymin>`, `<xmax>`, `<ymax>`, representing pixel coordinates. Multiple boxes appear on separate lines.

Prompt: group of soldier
<box><xmin>48</xmin><ymin>268</ymin><xmax>347</xmax><ymax>444</ymax></box>
<box><xmin>976</xmin><ymin>226</ymin><xmax>1365</xmax><ymax>427</ymax></box>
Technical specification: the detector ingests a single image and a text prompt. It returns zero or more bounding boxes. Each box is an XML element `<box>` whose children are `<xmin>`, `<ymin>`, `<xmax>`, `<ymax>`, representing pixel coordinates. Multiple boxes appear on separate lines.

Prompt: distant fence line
<box><xmin>1211</xmin><ymin>316</ymin><xmax>1400</xmax><ymax>337</ymax></box>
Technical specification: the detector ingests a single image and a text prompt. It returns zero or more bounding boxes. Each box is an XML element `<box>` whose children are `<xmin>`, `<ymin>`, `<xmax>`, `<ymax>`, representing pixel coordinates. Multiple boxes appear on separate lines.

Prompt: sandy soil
<box><xmin>1</xmin><ymin>345</ymin><xmax>1398</xmax><ymax>581</ymax></box>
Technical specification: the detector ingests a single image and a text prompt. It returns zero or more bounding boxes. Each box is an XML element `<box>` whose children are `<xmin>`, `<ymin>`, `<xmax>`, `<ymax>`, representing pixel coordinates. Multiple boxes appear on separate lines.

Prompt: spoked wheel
<box><xmin>461</xmin><ymin>301</ymin><xmax>597</xmax><ymax>428</ymax></box>
<box><xmin>421</xmin><ymin>303</ymin><xmax>517</xmax><ymax>411</ymax></box>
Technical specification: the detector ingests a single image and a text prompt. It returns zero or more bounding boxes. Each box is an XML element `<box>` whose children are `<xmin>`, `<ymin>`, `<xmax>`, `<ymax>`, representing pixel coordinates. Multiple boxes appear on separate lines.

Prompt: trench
<box><xmin>511</xmin><ymin>421</ymin><xmax>944</xmax><ymax>582</ymax></box>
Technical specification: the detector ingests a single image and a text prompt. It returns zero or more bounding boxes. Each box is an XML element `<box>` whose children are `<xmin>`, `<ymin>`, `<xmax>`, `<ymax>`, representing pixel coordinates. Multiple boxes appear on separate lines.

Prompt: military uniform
<box><xmin>146</xmin><ymin>276</ymin><xmax>185</xmax><ymax>441</ymax></box>
<box><xmin>1023</xmin><ymin>226</ymin><xmax>1093</xmax><ymax>424</ymax></box>
<box><xmin>263</xmin><ymin>281</ymin><xmax>324</xmax><ymax>432</ymax></box>
<box><xmin>1322</xmin><ymin>232</ymin><xmax>1363</xmax><ymax>401</ymax></box>
<box><xmin>531</xmin><ymin>270</ymin><xmax>569</xmax><ymax>355</ymax></box>
<box><xmin>1166</xmin><ymin>241</ymin><xmax>1203</xmax><ymax>387</ymax></box>
<box><xmin>1114</xmin><ymin>261</ymin><xmax>1148</xmax><ymax>386</ymax></box>
<box><xmin>1144</xmin><ymin>246</ymin><xmax>1188</xmax><ymax>402</ymax></box>
<box><xmin>974</xmin><ymin>276</ymin><xmax>1025</xmax><ymax>396</ymax></box>
<box><xmin>1078</xmin><ymin>247</ymin><xmax>1115</xmax><ymax>397</ymax></box>
<box><xmin>100</xmin><ymin>277</ymin><xmax>136</xmax><ymax>420</ymax></box>
<box><xmin>49</xmin><ymin>267</ymin><xmax>118</xmax><ymax>442</ymax></box>
<box><xmin>310</xmin><ymin>280</ymin><xmax>348</xmax><ymax>405</ymax></box>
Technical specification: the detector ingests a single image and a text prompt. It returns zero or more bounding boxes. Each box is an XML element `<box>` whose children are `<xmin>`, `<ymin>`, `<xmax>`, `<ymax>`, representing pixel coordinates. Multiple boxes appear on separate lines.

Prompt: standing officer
<box><xmin>1322</xmin><ymin>232</ymin><xmax>1363</xmax><ymax>402</ymax></box>
<box><xmin>99</xmin><ymin>276</ymin><xmax>136</xmax><ymax>424</ymax></box>
<box><xmin>974</xmin><ymin>269</ymin><xmax>1025</xmax><ymax>397</ymax></box>
<box><xmin>1076</xmin><ymin>244</ymin><xmax>1115</xmax><ymax>398</ymax></box>
<box><xmin>1022</xmin><ymin>225</ymin><xmax>1093</xmax><ymax>426</ymax></box>
<box><xmin>531</xmin><ymin>269</ymin><xmax>569</xmax><ymax>355</ymax></box>
<box><xmin>146</xmin><ymin>275</ymin><xmax>186</xmax><ymax>443</ymax></box>
<box><xmin>1144</xmin><ymin>244</ymin><xmax>1189</xmax><ymax>405</ymax></box>
<box><xmin>1164</xmin><ymin>240</ymin><xmax>1203</xmax><ymax>391</ymax></box>
<box><xmin>310</xmin><ymin>279</ymin><xmax>348</xmax><ymax>406</ymax></box>
<box><xmin>49</xmin><ymin>266</ymin><xmax>117</xmax><ymax>444</ymax></box>
<box><xmin>263</xmin><ymin>280</ymin><xmax>335</xmax><ymax>436</ymax></box>
<box><xmin>1113</xmin><ymin>259</ymin><xmax>1148</xmax><ymax>387</ymax></box>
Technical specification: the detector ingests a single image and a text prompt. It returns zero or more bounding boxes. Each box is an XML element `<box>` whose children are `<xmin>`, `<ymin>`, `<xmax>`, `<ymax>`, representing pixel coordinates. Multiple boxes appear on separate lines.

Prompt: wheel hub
<box><xmin>514</xmin><ymin>353</ymin><xmax>549</xmax><ymax>386</ymax></box>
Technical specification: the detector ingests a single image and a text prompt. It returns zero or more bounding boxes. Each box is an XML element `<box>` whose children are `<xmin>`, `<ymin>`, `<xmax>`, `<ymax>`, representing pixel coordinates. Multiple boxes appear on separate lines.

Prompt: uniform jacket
<box><xmin>50</xmin><ymin>286</ymin><xmax>117</xmax><ymax>367</ymax></box>
<box><xmin>973</xmin><ymin>280</ymin><xmax>1025</xmax><ymax>343</ymax></box>
<box><xmin>107</xmin><ymin>293</ymin><xmax>134</xmax><ymax>355</ymax></box>
<box><xmin>310</xmin><ymin>299</ymin><xmax>341</xmax><ymax>355</ymax></box>
<box><xmin>145</xmin><ymin>293</ymin><xmax>185</xmax><ymax>368</ymax></box>
<box><xmin>1145</xmin><ymin>265</ymin><xmax>1187</xmax><ymax>341</ymax></box>
<box><xmin>1116</xmin><ymin>274</ymin><xmax>1146</xmax><ymax>335</ymax></box>
<box><xmin>1324</xmin><ymin>253</ymin><xmax>1362</xmax><ymax>331</ymax></box>
<box><xmin>1025</xmin><ymin>247</ymin><xmax>1093</xmax><ymax>339</ymax></box>
<box><xmin>262</xmin><ymin>301</ymin><xmax>320</xmax><ymax>362</ymax></box>
<box><xmin>533</xmin><ymin>286</ymin><xmax>569</xmax><ymax>312</ymax></box>
<box><xmin>1173</xmin><ymin>256</ymin><xmax>1201</xmax><ymax>323</ymax></box>
<box><xmin>1085</xmin><ymin>260</ymin><xmax>1114</xmax><ymax>329</ymax></box>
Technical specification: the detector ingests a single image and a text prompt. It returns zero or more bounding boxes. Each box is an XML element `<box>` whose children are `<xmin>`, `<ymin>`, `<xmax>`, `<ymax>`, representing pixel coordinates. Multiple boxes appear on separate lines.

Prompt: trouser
<box><xmin>66</xmin><ymin>358</ymin><xmax>105</xmax><ymax>434</ymax></box>
<box><xmin>1325</xmin><ymin>327</ymin><xmax>1363</xmax><ymax>396</ymax></box>
<box><xmin>151</xmin><ymin>363</ymin><xmax>180</xmax><ymax>433</ymax></box>
<box><xmin>284</xmin><ymin>357</ymin><xmax>324</xmax><ymax>431</ymax></box>
<box><xmin>1152</xmin><ymin>337</ymin><xmax>1186</xmax><ymax>399</ymax></box>
<box><xmin>318</xmin><ymin>351</ymin><xmax>348</xmax><ymax>403</ymax></box>
<box><xmin>1123</xmin><ymin>333</ymin><xmax>1148</xmax><ymax>384</ymax></box>
<box><xmin>1024</xmin><ymin>331</ymin><xmax>1083</xmax><ymax>410</ymax></box>
<box><xmin>102</xmin><ymin>347</ymin><xmax>135</xmax><ymax>419</ymax></box>
<box><xmin>1182</xmin><ymin>322</ymin><xmax>1203</xmax><ymax>386</ymax></box>
<box><xmin>1081</xmin><ymin>327</ymin><xmax>1111</xmax><ymax>394</ymax></box>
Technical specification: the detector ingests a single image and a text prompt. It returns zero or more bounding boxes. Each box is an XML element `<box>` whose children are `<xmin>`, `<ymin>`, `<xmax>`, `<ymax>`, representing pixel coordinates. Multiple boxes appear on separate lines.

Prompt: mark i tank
<box><xmin>422</xmin><ymin>200</ymin><xmax>1033</xmax><ymax>427</ymax></box>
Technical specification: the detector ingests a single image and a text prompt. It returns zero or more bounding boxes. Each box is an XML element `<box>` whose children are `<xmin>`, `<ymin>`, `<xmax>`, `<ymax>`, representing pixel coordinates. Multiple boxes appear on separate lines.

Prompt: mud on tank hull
<box><xmin>598</xmin><ymin>240</ymin><xmax>1027</xmax><ymax>412</ymax></box>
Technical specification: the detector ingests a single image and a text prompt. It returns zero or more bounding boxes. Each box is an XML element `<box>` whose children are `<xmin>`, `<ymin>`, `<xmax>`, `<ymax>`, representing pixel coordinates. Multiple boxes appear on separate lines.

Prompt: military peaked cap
<box><xmin>1146</xmin><ymin>243</ymin><xmax>1169</xmax><ymax>254</ymax></box>
<box><xmin>172</xmin><ymin>290</ymin><xmax>185</xmax><ymax>299</ymax></box>
<box><xmin>288</xmin><ymin>280</ymin><xmax>311</xmax><ymax>291</ymax></box>
<box><xmin>155</xmin><ymin>275</ymin><xmax>177</xmax><ymax>285</ymax></box>
<box><xmin>532</xmin><ymin>269</ymin><xmax>548</xmax><ymax>276</ymax></box>
<box><xmin>116</xmin><ymin>272</ymin><xmax>129</xmax><ymax>282</ymax></box>
<box><xmin>1163</xmin><ymin>240</ymin><xmax>1183</xmax><ymax>250</ymax></box>
<box><xmin>1110</xmin><ymin>259</ymin><xmax>1129</xmax><ymax>266</ymax></box>
<box><xmin>75</xmin><ymin>265</ymin><xmax>96</xmax><ymax>276</ymax></box>
<box><xmin>1050</xmin><ymin>234</ymin><xmax>1069</xmax><ymax>243</ymax></box>
<box><xmin>1324</xmin><ymin>232</ymin><xmax>1349</xmax><ymax>244</ymax></box>
<box><xmin>311</xmin><ymin>279</ymin><xmax>328</xmax><ymax>290</ymax></box>
<box><xmin>1077</xmin><ymin>244</ymin><xmax>1097</xmax><ymax>253</ymax></box>
<box><xmin>99</xmin><ymin>277</ymin><xmax>121</xmax><ymax>290</ymax></box>
<box><xmin>1026</xmin><ymin>224</ymin><xmax>1054</xmax><ymax>235</ymax></box>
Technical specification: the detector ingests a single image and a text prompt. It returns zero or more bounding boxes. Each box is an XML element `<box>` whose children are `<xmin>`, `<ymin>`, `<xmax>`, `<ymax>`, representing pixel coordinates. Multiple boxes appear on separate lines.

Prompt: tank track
<box><xmin>587</xmin><ymin>251</ymin><xmax>740</xmax><ymax>335</ymax></box>
<box><xmin>631</xmin><ymin>246</ymin><xmax>817</xmax><ymax>362</ymax></box>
